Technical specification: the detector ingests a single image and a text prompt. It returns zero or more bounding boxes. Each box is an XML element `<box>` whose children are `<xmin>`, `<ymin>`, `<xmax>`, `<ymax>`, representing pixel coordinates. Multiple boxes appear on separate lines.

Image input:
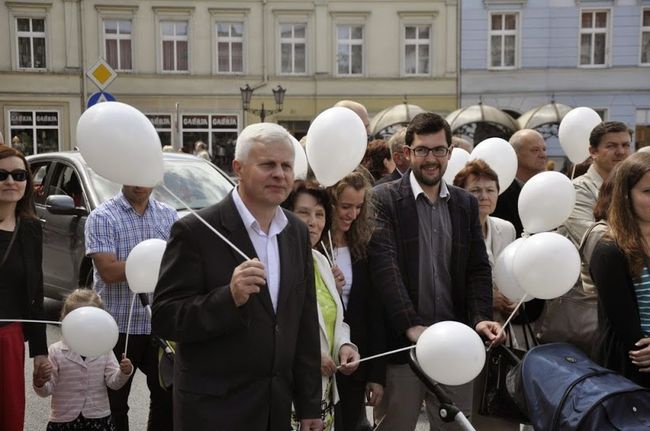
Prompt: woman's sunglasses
<box><xmin>0</xmin><ymin>169</ymin><xmax>28</xmax><ymax>182</ymax></box>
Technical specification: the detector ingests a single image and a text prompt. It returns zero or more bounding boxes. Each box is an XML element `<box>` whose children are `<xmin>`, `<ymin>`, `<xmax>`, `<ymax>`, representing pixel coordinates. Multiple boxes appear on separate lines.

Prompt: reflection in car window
<box><xmin>30</xmin><ymin>162</ymin><xmax>52</xmax><ymax>205</ymax></box>
<box><xmin>87</xmin><ymin>159</ymin><xmax>233</xmax><ymax>210</ymax></box>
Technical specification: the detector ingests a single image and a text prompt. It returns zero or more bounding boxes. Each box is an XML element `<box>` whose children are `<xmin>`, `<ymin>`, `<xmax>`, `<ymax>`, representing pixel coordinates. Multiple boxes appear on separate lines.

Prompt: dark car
<box><xmin>26</xmin><ymin>151</ymin><xmax>235</xmax><ymax>299</ymax></box>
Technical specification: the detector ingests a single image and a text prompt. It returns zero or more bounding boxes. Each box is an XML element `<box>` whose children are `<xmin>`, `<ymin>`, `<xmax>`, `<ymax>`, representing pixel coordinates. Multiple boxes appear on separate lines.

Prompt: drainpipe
<box><xmin>456</xmin><ymin>0</ymin><xmax>462</xmax><ymax>109</ymax></box>
<box><xmin>79</xmin><ymin>0</ymin><xmax>87</xmax><ymax>114</ymax></box>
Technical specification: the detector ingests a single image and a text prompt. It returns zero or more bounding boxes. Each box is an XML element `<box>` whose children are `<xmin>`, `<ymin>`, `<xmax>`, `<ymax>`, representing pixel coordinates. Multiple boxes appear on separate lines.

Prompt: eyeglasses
<box><xmin>408</xmin><ymin>146</ymin><xmax>450</xmax><ymax>158</ymax></box>
<box><xmin>0</xmin><ymin>169</ymin><xmax>28</xmax><ymax>182</ymax></box>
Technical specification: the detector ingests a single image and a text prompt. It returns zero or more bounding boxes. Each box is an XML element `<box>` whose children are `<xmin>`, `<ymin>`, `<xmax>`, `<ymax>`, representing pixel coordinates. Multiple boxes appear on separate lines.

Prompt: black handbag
<box><xmin>479</xmin><ymin>323</ymin><xmax>535</xmax><ymax>423</ymax></box>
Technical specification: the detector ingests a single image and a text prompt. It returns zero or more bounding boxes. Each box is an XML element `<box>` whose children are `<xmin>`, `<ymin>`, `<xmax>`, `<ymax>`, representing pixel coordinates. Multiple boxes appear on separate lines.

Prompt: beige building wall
<box><xmin>0</xmin><ymin>0</ymin><xmax>458</xmax><ymax>159</ymax></box>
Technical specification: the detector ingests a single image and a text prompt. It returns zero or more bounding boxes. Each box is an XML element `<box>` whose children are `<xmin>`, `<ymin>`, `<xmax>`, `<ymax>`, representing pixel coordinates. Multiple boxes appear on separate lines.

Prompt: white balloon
<box><xmin>443</xmin><ymin>148</ymin><xmax>471</xmax><ymax>184</ymax></box>
<box><xmin>469</xmin><ymin>138</ymin><xmax>518</xmax><ymax>194</ymax></box>
<box><xmin>518</xmin><ymin>171</ymin><xmax>576</xmax><ymax>234</ymax></box>
<box><xmin>62</xmin><ymin>306</ymin><xmax>119</xmax><ymax>357</ymax></box>
<box><xmin>558</xmin><ymin>107</ymin><xmax>602</xmax><ymax>164</ymax></box>
<box><xmin>125</xmin><ymin>239</ymin><xmax>167</xmax><ymax>294</ymax></box>
<box><xmin>415</xmin><ymin>321</ymin><xmax>486</xmax><ymax>386</ymax></box>
<box><xmin>306</xmin><ymin>107</ymin><xmax>367</xmax><ymax>186</ymax></box>
<box><xmin>76</xmin><ymin>101</ymin><xmax>164</xmax><ymax>187</ymax></box>
<box><xmin>291</xmin><ymin>136</ymin><xmax>308</xmax><ymax>180</ymax></box>
<box><xmin>513</xmin><ymin>232</ymin><xmax>581</xmax><ymax>300</ymax></box>
<box><xmin>493</xmin><ymin>238</ymin><xmax>532</xmax><ymax>303</ymax></box>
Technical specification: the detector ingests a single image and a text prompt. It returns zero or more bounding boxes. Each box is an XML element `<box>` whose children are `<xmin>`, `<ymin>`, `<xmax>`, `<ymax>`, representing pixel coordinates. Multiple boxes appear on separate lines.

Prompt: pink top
<box><xmin>33</xmin><ymin>341</ymin><xmax>132</xmax><ymax>423</ymax></box>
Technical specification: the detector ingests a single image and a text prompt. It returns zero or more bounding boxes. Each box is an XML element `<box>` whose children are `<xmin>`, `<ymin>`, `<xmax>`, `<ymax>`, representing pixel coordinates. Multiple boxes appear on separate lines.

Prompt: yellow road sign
<box><xmin>86</xmin><ymin>58</ymin><xmax>117</xmax><ymax>90</ymax></box>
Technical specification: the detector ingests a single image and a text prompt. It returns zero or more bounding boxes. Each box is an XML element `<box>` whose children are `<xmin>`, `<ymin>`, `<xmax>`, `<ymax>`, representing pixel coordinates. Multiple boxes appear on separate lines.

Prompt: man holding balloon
<box><xmin>152</xmin><ymin>123</ymin><xmax>323</xmax><ymax>431</ymax></box>
<box><xmin>85</xmin><ymin>185</ymin><xmax>177</xmax><ymax>431</ymax></box>
<box><xmin>368</xmin><ymin>112</ymin><xmax>505</xmax><ymax>430</ymax></box>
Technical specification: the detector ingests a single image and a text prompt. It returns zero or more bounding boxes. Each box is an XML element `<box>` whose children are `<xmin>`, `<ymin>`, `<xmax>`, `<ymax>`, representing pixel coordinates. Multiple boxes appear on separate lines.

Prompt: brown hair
<box><xmin>452</xmin><ymin>159</ymin><xmax>500</xmax><ymax>191</ymax></box>
<box><xmin>328</xmin><ymin>167</ymin><xmax>374</xmax><ymax>260</ymax></box>
<box><xmin>593</xmin><ymin>169</ymin><xmax>616</xmax><ymax>221</ymax></box>
<box><xmin>363</xmin><ymin>139</ymin><xmax>391</xmax><ymax>182</ymax></box>
<box><xmin>0</xmin><ymin>144</ymin><xmax>37</xmax><ymax>220</ymax></box>
<box><xmin>606</xmin><ymin>152</ymin><xmax>650</xmax><ymax>278</ymax></box>
<box><xmin>282</xmin><ymin>180</ymin><xmax>332</xmax><ymax>246</ymax></box>
<box><xmin>405</xmin><ymin>112</ymin><xmax>452</xmax><ymax>148</ymax></box>
<box><xmin>61</xmin><ymin>288</ymin><xmax>104</xmax><ymax>320</ymax></box>
<box><xmin>589</xmin><ymin>121</ymin><xmax>632</xmax><ymax>149</ymax></box>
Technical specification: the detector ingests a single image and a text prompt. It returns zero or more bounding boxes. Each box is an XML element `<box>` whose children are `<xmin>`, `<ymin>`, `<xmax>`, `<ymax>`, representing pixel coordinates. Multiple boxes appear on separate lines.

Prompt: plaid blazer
<box><xmin>368</xmin><ymin>171</ymin><xmax>492</xmax><ymax>361</ymax></box>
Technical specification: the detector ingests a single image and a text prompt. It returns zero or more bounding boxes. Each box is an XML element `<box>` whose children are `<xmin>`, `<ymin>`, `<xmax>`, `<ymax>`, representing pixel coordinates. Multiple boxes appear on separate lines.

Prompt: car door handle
<box><xmin>39</xmin><ymin>218</ymin><xmax>47</xmax><ymax>224</ymax></box>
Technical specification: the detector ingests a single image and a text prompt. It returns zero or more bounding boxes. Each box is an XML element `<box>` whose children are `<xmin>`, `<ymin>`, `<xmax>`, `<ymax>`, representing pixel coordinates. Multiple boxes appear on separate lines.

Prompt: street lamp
<box><xmin>239</xmin><ymin>84</ymin><xmax>286</xmax><ymax>123</ymax></box>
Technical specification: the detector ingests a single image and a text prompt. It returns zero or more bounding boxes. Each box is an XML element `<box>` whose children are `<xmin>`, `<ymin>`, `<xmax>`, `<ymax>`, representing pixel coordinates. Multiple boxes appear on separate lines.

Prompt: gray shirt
<box><xmin>410</xmin><ymin>173</ymin><xmax>454</xmax><ymax>323</ymax></box>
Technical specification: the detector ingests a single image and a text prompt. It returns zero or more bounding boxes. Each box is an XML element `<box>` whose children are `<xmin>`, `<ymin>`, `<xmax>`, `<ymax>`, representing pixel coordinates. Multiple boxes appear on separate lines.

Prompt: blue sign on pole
<box><xmin>87</xmin><ymin>91</ymin><xmax>116</xmax><ymax>108</ymax></box>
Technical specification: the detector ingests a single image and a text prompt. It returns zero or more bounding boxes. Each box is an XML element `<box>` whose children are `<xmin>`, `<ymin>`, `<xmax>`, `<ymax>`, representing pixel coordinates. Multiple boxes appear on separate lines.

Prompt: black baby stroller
<box><xmin>507</xmin><ymin>343</ymin><xmax>650</xmax><ymax>430</ymax></box>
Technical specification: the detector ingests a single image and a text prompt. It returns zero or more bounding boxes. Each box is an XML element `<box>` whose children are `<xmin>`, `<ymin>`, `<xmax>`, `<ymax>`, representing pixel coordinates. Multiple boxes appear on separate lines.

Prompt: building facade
<box><xmin>460</xmin><ymin>0</ymin><xmax>650</xmax><ymax>158</ymax></box>
<box><xmin>0</xmin><ymin>0</ymin><xmax>459</xmax><ymax>173</ymax></box>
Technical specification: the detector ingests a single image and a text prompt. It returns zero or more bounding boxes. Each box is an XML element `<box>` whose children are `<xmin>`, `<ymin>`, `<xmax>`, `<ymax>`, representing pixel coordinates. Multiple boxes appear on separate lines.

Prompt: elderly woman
<box><xmin>454</xmin><ymin>159</ymin><xmax>517</xmax><ymax>318</ymax></box>
<box><xmin>590</xmin><ymin>152</ymin><xmax>650</xmax><ymax>388</ymax></box>
<box><xmin>282</xmin><ymin>180</ymin><xmax>360</xmax><ymax>430</ymax></box>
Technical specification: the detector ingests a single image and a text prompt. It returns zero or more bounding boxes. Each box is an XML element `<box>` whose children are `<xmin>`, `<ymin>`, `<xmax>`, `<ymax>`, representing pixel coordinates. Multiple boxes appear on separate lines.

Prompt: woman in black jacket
<box><xmin>590</xmin><ymin>151</ymin><xmax>650</xmax><ymax>387</ymax></box>
<box><xmin>0</xmin><ymin>144</ymin><xmax>49</xmax><ymax>431</ymax></box>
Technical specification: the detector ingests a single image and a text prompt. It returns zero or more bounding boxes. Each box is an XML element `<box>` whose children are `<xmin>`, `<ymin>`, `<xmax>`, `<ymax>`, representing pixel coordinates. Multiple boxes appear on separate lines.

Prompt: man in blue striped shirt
<box><xmin>85</xmin><ymin>185</ymin><xmax>177</xmax><ymax>431</ymax></box>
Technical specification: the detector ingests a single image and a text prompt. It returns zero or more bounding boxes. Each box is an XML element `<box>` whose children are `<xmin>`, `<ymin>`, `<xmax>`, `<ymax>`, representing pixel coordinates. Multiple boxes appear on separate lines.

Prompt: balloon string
<box><xmin>319</xmin><ymin>241</ymin><xmax>333</xmax><ymax>266</ymax></box>
<box><xmin>161</xmin><ymin>184</ymin><xmax>251</xmax><ymax>261</ymax></box>
<box><xmin>328</xmin><ymin>231</ymin><xmax>335</xmax><ymax>266</ymax></box>
<box><xmin>124</xmin><ymin>293</ymin><xmax>136</xmax><ymax>358</ymax></box>
<box><xmin>336</xmin><ymin>345</ymin><xmax>415</xmax><ymax>370</ymax></box>
<box><xmin>0</xmin><ymin>319</ymin><xmax>61</xmax><ymax>325</ymax></box>
<box><xmin>571</xmin><ymin>163</ymin><xmax>576</xmax><ymax>180</ymax></box>
<box><xmin>487</xmin><ymin>294</ymin><xmax>528</xmax><ymax>352</ymax></box>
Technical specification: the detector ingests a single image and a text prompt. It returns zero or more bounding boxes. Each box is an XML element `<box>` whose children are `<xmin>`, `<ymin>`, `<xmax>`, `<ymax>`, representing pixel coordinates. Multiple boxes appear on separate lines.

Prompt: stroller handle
<box><xmin>408</xmin><ymin>349</ymin><xmax>476</xmax><ymax>431</ymax></box>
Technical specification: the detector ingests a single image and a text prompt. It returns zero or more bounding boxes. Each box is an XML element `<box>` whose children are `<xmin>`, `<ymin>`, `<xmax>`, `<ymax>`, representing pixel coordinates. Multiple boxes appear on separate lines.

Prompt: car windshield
<box><xmin>87</xmin><ymin>158</ymin><xmax>234</xmax><ymax>210</ymax></box>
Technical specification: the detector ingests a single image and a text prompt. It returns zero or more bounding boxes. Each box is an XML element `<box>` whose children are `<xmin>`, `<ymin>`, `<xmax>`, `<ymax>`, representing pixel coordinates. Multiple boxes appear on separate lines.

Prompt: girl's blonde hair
<box><xmin>61</xmin><ymin>288</ymin><xmax>104</xmax><ymax>320</ymax></box>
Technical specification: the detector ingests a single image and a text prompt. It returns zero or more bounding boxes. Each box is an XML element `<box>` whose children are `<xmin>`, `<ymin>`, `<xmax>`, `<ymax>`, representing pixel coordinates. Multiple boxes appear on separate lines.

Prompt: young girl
<box><xmin>33</xmin><ymin>289</ymin><xmax>133</xmax><ymax>431</ymax></box>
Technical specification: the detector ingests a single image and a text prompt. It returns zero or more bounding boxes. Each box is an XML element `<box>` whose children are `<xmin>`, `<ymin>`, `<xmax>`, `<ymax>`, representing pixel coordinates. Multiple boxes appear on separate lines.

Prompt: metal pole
<box><xmin>260</xmin><ymin>103</ymin><xmax>266</xmax><ymax>122</ymax></box>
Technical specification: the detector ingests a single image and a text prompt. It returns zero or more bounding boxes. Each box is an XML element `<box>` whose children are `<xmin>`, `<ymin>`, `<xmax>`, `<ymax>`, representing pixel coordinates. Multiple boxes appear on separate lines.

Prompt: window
<box><xmin>9</xmin><ymin>110</ymin><xmax>59</xmax><ymax>155</ymax></box>
<box><xmin>280</xmin><ymin>23</ymin><xmax>306</xmax><ymax>74</ymax></box>
<box><xmin>181</xmin><ymin>114</ymin><xmax>239</xmax><ymax>173</ymax></box>
<box><xmin>103</xmin><ymin>19</ymin><xmax>132</xmax><ymax>71</ymax></box>
<box><xmin>216</xmin><ymin>22</ymin><xmax>243</xmax><ymax>73</ymax></box>
<box><xmin>16</xmin><ymin>17</ymin><xmax>46</xmax><ymax>69</ymax></box>
<box><xmin>489</xmin><ymin>13</ymin><xmax>517</xmax><ymax>69</ymax></box>
<box><xmin>337</xmin><ymin>24</ymin><xmax>363</xmax><ymax>75</ymax></box>
<box><xmin>642</xmin><ymin>9</ymin><xmax>650</xmax><ymax>65</ymax></box>
<box><xmin>637</xmin><ymin>109</ymin><xmax>650</xmax><ymax>151</ymax></box>
<box><xmin>161</xmin><ymin>21</ymin><xmax>188</xmax><ymax>72</ymax></box>
<box><xmin>580</xmin><ymin>10</ymin><xmax>608</xmax><ymax>66</ymax></box>
<box><xmin>404</xmin><ymin>24</ymin><xmax>430</xmax><ymax>75</ymax></box>
<box><xmin>146</xmin><ymin>114</ymin><xmax>173</xmax><ymax>148</ymax></box>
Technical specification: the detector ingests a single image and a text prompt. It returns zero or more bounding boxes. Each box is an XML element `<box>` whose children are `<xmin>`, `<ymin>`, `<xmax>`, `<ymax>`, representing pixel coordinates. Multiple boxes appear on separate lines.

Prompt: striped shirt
<box><xmin>634</xmin><ymin>266</ymin><xmax>650</xmax><ymax>335</ymax></box>
<box><xmin>33</xmin><ymin>340</ymin><xmax>132</xmax><ymax>423</ymax></box>
<box><xmin>85</xmin><ymin>192</ymin><xmax>177</xmax><ymax>334</ymax></box>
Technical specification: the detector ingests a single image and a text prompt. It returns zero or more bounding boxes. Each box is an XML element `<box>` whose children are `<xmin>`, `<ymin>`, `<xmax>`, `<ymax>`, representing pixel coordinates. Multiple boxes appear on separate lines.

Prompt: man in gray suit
<box><xmin>152</xmin><ymin>123</ymin><xmax>323</xmax><ymax>431</ymax></box>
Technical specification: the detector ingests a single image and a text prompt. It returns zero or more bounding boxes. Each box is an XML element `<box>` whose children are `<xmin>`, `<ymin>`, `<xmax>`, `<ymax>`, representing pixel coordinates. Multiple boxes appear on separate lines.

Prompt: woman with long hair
<box><xmin>0</xmin><ymin>144</ymin><xmax>49</xmax><ymax>430</ymax></box>
<box><xmin>328</xmin><ymin>167</ymin><xmax>386</xmax><ymax>430</ymax></box>
<box><xmin>590</xmin><ymin>151</ymin><xmax>650</xmax><ymax>387</ymax></box>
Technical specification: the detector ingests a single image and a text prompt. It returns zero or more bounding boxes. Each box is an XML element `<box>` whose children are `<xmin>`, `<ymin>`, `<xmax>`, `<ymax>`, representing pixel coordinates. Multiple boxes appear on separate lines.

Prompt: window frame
<box><xmin>487</xmin><ymin>11</ymin><xmax>520</xmax><ymax>70</ymax></box>
<box><xmin>209</xmin><ymin>8</ymin><xmax>250</xmax><ymax>75</ymax></box>
<box><xmin>278</xmin><ymin>22</ymin><xmax>308</xmax><ymax>76</ymax></box>
<box><xmin>102</xmin><ymin>19</ymin><xmax>134</xmax><ymax>72</ymax></box>
<box><xmin>6</xmin><ymin>109</ymin><xmax>62</xmax><ymax>156</ymax></box>
<box><xmin>153</xmin><ymin>7</ymin><xmax>194</xmax><ymax>74</ymax></box>
<box><xmin>641</xmin><ymin>8</ymin><xmax>650</xmax><ymax>66</ymax></box>
<box><xmin>402</xmin><ymin>23</ymin><xmax>432</xmax><ymax>76</ymax></box>
<box><xmin>578</xmin><ymin>8</ymin><xmax>611</xmax><ymax>68</ymax></box>
<box><xmin>334</xmin><ymin>23</ymin><xmax>365</xmax><ymax>77</ymax></box>
<box><xmin>215</xmin><ymin>21</ymin><xmax>245</xmax><ymax>74</ymax></box>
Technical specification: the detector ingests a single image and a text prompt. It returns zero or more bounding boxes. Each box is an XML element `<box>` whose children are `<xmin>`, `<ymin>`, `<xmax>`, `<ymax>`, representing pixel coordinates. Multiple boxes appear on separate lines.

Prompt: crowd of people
<box><xmin>0</xmin><ymin>100</ymin><xmax>648</xmax><ymax>431</ymax></box>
